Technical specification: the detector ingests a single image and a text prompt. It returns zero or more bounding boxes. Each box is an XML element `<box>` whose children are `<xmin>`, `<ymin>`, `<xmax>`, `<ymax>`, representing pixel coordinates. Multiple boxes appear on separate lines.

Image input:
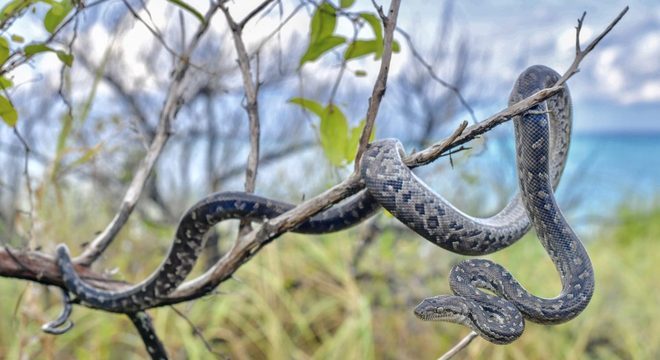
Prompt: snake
<box><xmin>55</xmin><ymin>191</ymin><xmax>382</xmax><ymax>313</ymax></box>
<box><xmin>54</xmin><ymin>78</ymin><xmax>572</xmax><ymax>315</ymax></box>
<box><xmin>52</xmin><ymin>63</ymin><xmax>585</xmax><ymax>347</ymax></box>
<box><xmin>391</xmin><ymin>65</ymin><xmax>595</xmax><ymax>344</ymax></box>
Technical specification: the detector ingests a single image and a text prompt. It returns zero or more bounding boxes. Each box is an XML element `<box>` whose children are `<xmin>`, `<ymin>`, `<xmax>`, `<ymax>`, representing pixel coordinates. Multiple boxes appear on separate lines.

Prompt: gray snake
<box><xmin>53</xmin><ymin>65</ymin><xmax>592</xmax><ymax>349</ymax></box>
<box><xmin>400</xmin><ymin>65</ymin><xmax>594</xmax><ymax>343</ymax></box>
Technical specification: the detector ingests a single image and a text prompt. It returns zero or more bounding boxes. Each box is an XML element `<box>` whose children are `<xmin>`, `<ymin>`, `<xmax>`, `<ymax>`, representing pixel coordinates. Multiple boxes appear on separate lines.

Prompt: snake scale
<box><xmin>53</xmin><ymin>65</ymin><xmax>593</xmax><ymax>348</ymax></box>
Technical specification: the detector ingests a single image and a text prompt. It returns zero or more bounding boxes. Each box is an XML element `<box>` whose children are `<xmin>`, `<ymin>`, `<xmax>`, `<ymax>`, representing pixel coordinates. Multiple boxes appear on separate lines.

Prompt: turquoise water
<box><xmin>566</xmin><ymin>133</ymin><xmax>660</xmax><ymax>210</ymax></box>
<box><xmin>416</xmin><ymin>132</ymin><xmax>659</xmax><ymax>233</ymax></box>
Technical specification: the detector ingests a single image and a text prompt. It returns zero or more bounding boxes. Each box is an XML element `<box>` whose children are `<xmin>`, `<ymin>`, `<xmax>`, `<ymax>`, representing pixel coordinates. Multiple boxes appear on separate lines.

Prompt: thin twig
<box><xmin>221</xmin><ymin>2</ymin><xmax>264</xmax><ymax>237</ymax></box>
<box><xmin>238</xmin><ymin>0</ymin><xmax>276</xmax><ymax>29</ymax></box>
<box><xmin>556</xmin><ymin>6</ymin><xmax>629</xmax><ymax>86</ymax></box>
<box><xmin>354</xmin><ymin>0</ymin><xmax>402</xmax><ymax>170</ymax></box>
<box><xmin>438</xmin><ymin>331</ymin><xmax>478</xmax><ymax>360</ymax></box>
<box><xmin>74</xmin><ymin>2</ymin><xmax>226</xmax><ymax>266</ymax></box>
<box><xmin>170</xmin><ymin>306</ymin><xmax>224</xmax><ymax>358</ymax></box>
<box><xmin>396</xmin><ymin>28</ymin><xmax>477</xmax><ymax>123</ymax></box>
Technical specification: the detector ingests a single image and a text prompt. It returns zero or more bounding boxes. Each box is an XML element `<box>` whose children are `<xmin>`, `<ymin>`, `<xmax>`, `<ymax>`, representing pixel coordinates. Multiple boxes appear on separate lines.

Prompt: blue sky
<box><xmin>398</xmin><ymin>1</ymin><xmax>660</xmax><ymax>134</ymax></box>
<box><xmin>10</xmin><ymin>1</ymin><xmax>657</xmax><ymax>134</ymax></box>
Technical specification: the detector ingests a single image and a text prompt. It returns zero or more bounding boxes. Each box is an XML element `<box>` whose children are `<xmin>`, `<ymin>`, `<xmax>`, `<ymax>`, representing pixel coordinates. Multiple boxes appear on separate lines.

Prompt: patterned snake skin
<box><xmin>55</xmin><ymin>192</ymin><xmax>381</xmax><ymax>312</ymax></box>
<box><xmin>388</xmin><ymin>65</ymin><xmax>595</xmax><ymax>344</ymax></box>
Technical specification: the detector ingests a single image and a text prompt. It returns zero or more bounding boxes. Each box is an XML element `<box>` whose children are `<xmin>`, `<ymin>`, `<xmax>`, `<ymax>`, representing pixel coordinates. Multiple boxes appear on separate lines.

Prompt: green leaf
<box><xmin>320</xmin><ymin>104</ymin><xmax>349</xmax><ymax>166</ymax></box>
<box><xmin>0</xmin><ymin>95</ymin><xmax>18</xmax><ymax>127</ymax></box>
<box><xmin>359</xmin><ymin>13</ymin><xmax>383</xmax><ymax>44</ymax></box>
<box><xmin>300</xmin><ymin>2</ymin><xmax>345</xmax><ymax>66</ymax></box>
<box><xmin>1</xmin><ymin>0</ymin><xmax>32</xmax><ymax>23</ymax></box>
<box><xmin>340</xmin><ymin>0</ymin><xmax>355</xmax><ymax>8</ymax></box>
<box><xmin>24</xmin><ymin>44</ymin><xmax>73</xmax><ymax>66</ymax></box>
<box><xmin>56</xmin><ymin>50</ymin><xmax>73</xmax><ymax>66</ymax></box>
<box><xmin>69</xmin><ymin>143</ymin><xmax>102</xmax><ymax>169</ymax></box>
<box><xmin>0</xmin><ymin>37</ymin><xmax>9</xmax><ymax>64</ymax></box>
<box><xmin>354</xmin><ymin>70</ymin><xmax>367</xmax><ymax>77</ymax></box>
<box><xmin>346</xmin><ymin>119</ymin><xmax>375</xmax><ymax>162</ymax></box>
<box><xmin>344</xmin><ymin>40</ymin><xmax>379</xmax><ymax>60</ymax></box>
<box><xmin>392</xmin><ymin>40</ymin><xmax>401</xmax><ymax>52</ymax></box>
<box><xmin>0</xmin><ymin>76</ymin><xmax>13</xmax><ymax>89</ymax></box>
<box><xmin>311</xmin><ymin>2</ymin><xmax>337</xmax><ymax>43</ymax></box>
<box><xmin>300</xmin><ymin>35</ymin><xmax>345</xmax><ymax>65</ymax></box>
<box><xmin>289</xmin><ymin>97</ymin><xmax>324</xmax><ymax>118</ymax></box>
<box><xmin>167</xmin><ymin>0</ymin><xmax>205</xmax><ymax>24</ymax></box>
<box><xmin>24</xmin><ymin>43</ymin><xmax>53</xmax><ymax>56</ymax></box>
<box><xmin>44</xmin><ymin>1</ymin><xmax>73</xmax><ymax>33</ymax></box>
<box><xmin>11</xmin><ymin>34</ymin><xmax>24</xmax><ymax>43</ymax></box>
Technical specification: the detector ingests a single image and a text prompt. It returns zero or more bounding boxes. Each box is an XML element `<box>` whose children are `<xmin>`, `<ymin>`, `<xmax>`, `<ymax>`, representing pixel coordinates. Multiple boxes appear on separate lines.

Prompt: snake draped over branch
<box><xmin>52</xmin><ymin>65</ymin><xmax>593</xmax><ymax>349</ymax></box>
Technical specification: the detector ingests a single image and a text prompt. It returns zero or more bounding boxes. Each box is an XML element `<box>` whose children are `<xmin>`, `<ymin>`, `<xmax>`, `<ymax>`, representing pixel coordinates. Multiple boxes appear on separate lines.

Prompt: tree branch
<box><xmin>438</xmin><ymin>331</ymin><xmax>478</xmax><ymax>360</ymax></box>
<box><xmin>354</xmin><ymin>0</ymin><xmax>402</xmax><ymax>170</ymax></box>
<box><xmin>74</xmin><ymin>2</ymin><xmax>225</xmax><ymax>266</ymax></box>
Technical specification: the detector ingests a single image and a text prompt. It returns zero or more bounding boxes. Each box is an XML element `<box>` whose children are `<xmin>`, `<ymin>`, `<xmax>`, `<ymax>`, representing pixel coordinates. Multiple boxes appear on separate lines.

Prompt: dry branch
<box><xmin>354</xmin><ymin>0</ymin><xmax>402</xmax><ymax>170</ymax></box>
<box><xmin>74</xmin><ymin>3</ymin><xmax>226</xmax><ymax>266</ymax></box>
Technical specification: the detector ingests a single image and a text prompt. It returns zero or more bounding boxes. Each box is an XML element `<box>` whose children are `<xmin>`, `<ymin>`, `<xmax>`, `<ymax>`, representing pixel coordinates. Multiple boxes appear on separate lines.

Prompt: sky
<box><xmin>9</xmin><ymin>0</ymin><xmax>659</xmax><ymax>135</ymax></box>
<box><xmin>208</xmin><ymin>0</ymin><xmax>660</xmax><ymax>134</ymax></box>
<box><xmin>397</xmin><ymin>1</ymin><xmax>659</xmax><ymax>134</ymax></box>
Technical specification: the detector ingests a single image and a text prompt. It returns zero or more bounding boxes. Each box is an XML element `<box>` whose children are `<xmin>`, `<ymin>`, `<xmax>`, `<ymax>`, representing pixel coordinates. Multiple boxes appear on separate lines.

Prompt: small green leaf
<box><xmin>167</xmin><ymin>0</ymin><xmax>205</xmax><ymax>24</ymax></box>
<box><xmin>56</xmin><ymin>50</ymin><xmax>73</xmax><ymax>66</ymax></box>
<box><xmin>44</xmin><ymin>1</ymin><xmax>73</xmax><ymax>33</ymax></box>
<box><xmin>354</xmin><ymin>70</ymin><xmax>367</xmax><ymax>77</ymax></box>
<box><xmin>300</xmin><ymin>35</ymin><xmax>345</xmax><ymax>65</ymax></box>
<box><xmin>340</xmin><ymin>0</ymin><xmax>355</xmax><ymax>8</ymax></box>
<box><xmin>311</xmin><ymin>2</ymin><xmax>337</xmax><ymax>43</ymax></box>
<box><xmin>344</xmin><ymin>40</ymin><xmax>379</xmax><ymax>60</ymax></box>
<box><xmin>289</xmin><ymin>97</ymin><xmax>324</xmax><ymax>118</ymax></box>
<box><xmin>392</xmin><ymin>40</ymin><xmax>401</xmax><ymax>52</ymax></box>
<box><xmin>0</xmin><ymin>95</ymin><xmax>18</xmax><ymax>127</ymax></box>
<box><xmin>300</xmin><ymin>2</ymin><xmax>344</xmax><ymax>66</ymax></box>
<box><xmin>359</xmin><ymin>13</ymin><xmax>383</xmax><ymax>44</ymax></box>
<box><xmin>320</xmin><ymin>104</ymin><xmax>349</xmax><ymax>166</ymax></box>
<box><xmin>346</xmin><ymin>119</ymin><xmax>375</xmax><ymax>162</ymax></box>
<box><xmin>0</xmin><ymin>76</ymin><xmax>13</xmax><ymax>89</ymax></box>
<box><xmin>10</xmin><ymin>34</ymin><xmax>24</xmax><ymax>43</ymax></box>
<box><xmin>69</xmin><ymin>143</ymin><xmax>102</xmax><ymax>168</ymax></box>
<box><xmin>24</xmin><ymin>43</ymin><xmax>53</xmax><ymax>56</ymax></box>
<box><xmin>1</xmin><ymin>0</ymin><xmax>31</xmax><ymax>23</ymax></box>
<box><xmin>0</xmin><ymin>37</ymin><xmax>9</xmax><ymax>64</ymax></box>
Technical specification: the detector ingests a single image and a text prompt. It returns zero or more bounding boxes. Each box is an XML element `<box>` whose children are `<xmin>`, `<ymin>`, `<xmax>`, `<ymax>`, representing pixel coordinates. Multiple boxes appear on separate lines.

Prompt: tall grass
<box><xmin>1</xmin><ymin>201</ymin><xmax>658</xmax><ymax>359</ymax></box>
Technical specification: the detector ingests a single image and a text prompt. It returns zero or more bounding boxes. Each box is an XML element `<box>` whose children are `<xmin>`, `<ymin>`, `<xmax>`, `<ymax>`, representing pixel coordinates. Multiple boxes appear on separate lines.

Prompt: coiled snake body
<box><xmin>55</xmin><ymin>65</ymin><xmax>593</xmax><ymax>346</ymax></box>
<box><xmin>394</xmin><ymin>65</ymin><xmax>593</xmax><ymax>343</ymax></box>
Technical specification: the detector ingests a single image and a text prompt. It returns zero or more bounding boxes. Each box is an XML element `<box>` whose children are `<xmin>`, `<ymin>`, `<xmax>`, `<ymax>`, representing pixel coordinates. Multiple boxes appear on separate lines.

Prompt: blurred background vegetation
<box><xmin>1</xmin><ymin>0</ymin><xmax>658</xmax><ymax>359</ymax></box>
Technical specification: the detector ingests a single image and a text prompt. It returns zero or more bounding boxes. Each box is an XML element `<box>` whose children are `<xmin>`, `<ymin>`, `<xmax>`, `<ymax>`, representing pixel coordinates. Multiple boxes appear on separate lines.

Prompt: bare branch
<box><xmin>354</xmin><ymin>0</ymin><xmax>402</xmax><ymax>170</ymax></box>
<box><xmin>238</xmin><ymin>0</ymin><xmax>276</xmax><ymax>29</ymax></box>
<box><xmin>74</xmin><ymin>3</ymin><xmax>225</xmax><ymax>266</ymax></box>
<box><xmin>556</xmin><ymin>6</ymin><xmax>629</xmax><ymax>86</ymax></box>
<box><xmin>170</xmin><ymin>306</ymin><xmax>224</xmax><ymax>358</ymax></box>
<box><xmin>396</xmin><ymin>28</ymin><xmax>478</xmax><ymax>123</ymax></box>
<box><xmin>222</xmin><ymin>4</ymin><xmax>262</xmax><ymax>195</ymax></box>
<box><xmin>438</xmin><ymin>331</ymin><xmax>478</xmax><ymax>360</ymax></box>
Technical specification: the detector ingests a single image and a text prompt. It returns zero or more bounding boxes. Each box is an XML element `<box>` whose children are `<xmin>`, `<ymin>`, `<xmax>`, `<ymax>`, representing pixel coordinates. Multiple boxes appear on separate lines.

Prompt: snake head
<box><xmin>414</xmin><ymin>295</ymin><xmax>470</xmax><ymax>324</ymax></box>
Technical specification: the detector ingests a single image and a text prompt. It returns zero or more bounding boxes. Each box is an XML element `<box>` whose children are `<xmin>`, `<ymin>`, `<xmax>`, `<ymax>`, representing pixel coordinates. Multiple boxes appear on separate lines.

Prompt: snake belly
<box><xmin>408</xmin><ymin>65</ymin><xmax>595</xmax><ymax>344</ymax></box>
<box><xmin>56</xmin><ymin>191</ymin><xmax>381</xmax><ymax>313</ymax></box>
